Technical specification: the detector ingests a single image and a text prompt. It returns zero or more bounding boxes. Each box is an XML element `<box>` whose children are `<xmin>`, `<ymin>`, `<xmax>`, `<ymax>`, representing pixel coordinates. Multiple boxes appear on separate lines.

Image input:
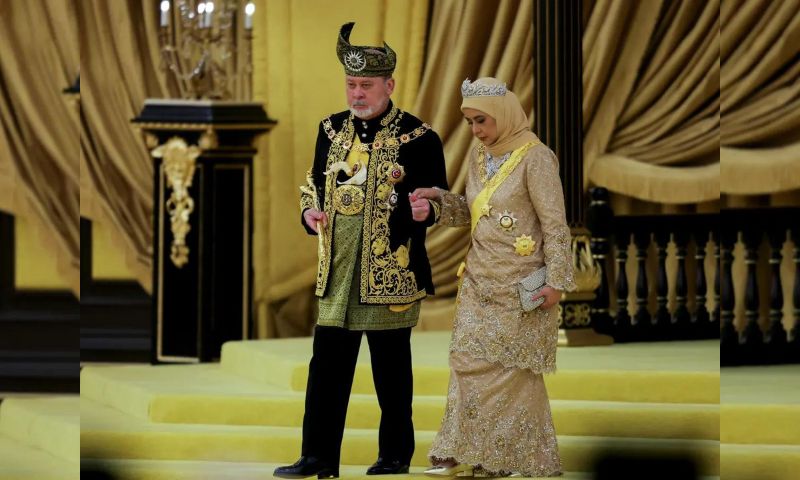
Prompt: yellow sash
<box><xmin>456</xmin><ymin>141</ymin><xmax>538</xmax><ymax>278</ymax></box>
<box><xmin>469</xmin><ymin>141</ymin><xmax>538</xmax><ymax>233</ymax></box>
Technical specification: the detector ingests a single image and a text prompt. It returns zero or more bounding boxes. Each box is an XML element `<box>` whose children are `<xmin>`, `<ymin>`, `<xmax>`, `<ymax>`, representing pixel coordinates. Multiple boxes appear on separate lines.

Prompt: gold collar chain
<box><xmin>323</xmin><ymin>110</ymin><xmax>431</xmax><ymax>153</ymax></box>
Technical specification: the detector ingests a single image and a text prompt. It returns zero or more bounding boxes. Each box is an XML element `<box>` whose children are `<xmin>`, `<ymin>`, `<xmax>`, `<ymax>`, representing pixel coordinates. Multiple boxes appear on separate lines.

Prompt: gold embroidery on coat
<box><xmin>359</xmin><ymin>112</ymin><xmax>427</xmax><ymax>304</ymax></box>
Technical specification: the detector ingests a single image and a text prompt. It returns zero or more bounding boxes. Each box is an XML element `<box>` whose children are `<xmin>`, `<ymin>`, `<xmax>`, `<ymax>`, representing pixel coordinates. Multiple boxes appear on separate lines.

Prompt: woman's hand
<box><xmin>411</xmin><ymin>187</ymin><xmax>440</xmax><ymax>201</ymax></box>
<box><xmin>532</xmin><ymin>286</ymin><xmax>561</xmax><ymax>309</ymax></box>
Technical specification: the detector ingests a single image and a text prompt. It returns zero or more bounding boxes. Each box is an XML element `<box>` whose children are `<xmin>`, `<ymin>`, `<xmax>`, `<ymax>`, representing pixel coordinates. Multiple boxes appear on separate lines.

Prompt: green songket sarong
<box><xmin>317</xmin><ymin>213</ymin><xmax>420</xmax><ymax>330</ymax></box>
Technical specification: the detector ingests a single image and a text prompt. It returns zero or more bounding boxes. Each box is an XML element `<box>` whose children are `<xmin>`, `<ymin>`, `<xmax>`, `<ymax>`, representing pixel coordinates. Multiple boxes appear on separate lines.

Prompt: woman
<box><xmin>410</xmin><ymin>77</ymin><xmax>575</xmax><ymax>477</ymax></box>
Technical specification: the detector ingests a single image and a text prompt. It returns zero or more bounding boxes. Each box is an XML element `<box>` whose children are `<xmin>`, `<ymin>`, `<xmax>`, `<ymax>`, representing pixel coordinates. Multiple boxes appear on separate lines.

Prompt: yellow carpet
<box><xmin>81</xmin><ymin>398</ymin><xmax>720</xmax><ymax>475</ymax></box>
<box><xmin>720</xmin><ymin>444</ymin><xmax>800</xmax><ymax>480</ymax></box>
<box><xmin>80</xmin><ymin>332</ymin><xmax>721</xmax><ymax>478</ymax></box>
<box><xmin>80</xmin><ymin>459</ymin><xmax>725</xmax><ymax>480</ymax></box>
<box><xmin>0</xmin><ymin>396</ymin><xmax>79</xmax><ymax>479</ymax></box>
<box><xmin>0</xmin><ymin>436</ymin><xmax>77</xmax><ymax>480</ymax></box>
<box><xmin>80</xmin><ymin>460</ymin><xmax>599</xmax><ymax>480</ymax></box>
<box><xmin>80</xmin><ymin>364</ymin><xmax>719</xmax><ymax>440</ymax></box>
<box><xmin>719</xmin><ymin>365</ymin><xmax>800</xmax><ymax>480</ymax></box>
<box><xmin>220</xmin><ymin>334</ymin><xmax>720</xmax><ymax>404</ymax></box>
<box><xmin>721</xmin><ymin>365</ymin><xmax>800</xmax><ymax>445</ymax></box>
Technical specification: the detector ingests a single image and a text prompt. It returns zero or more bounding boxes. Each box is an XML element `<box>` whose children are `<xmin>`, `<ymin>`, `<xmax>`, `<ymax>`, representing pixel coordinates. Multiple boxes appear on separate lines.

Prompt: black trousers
<box><xmin>300</xmin><ymin>325</ymin><xmax>415</xmax><ymax>467</ymax></box>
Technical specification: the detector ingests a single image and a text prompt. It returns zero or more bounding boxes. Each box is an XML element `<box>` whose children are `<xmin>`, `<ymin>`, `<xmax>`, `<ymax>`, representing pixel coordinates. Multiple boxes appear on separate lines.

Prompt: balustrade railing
<box><xmin>586</xmin><ymin>189</ymin><xmax>799</xmax><ymax>365</ymax></box>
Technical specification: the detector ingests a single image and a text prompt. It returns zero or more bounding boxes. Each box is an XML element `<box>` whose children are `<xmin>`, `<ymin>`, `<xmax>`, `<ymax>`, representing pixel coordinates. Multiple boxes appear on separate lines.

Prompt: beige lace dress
<box><xmin>427</xmin><ymin>142</ymin><xmax>576</xmax><ymax>477</ymax></box>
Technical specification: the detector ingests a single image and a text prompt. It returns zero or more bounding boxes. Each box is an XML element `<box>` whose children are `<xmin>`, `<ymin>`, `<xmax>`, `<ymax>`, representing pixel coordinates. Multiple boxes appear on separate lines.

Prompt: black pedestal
<box><xmin>133</xmin><ymin>100</ymin><xmax>276</xmax><ymax>362</ymax></box>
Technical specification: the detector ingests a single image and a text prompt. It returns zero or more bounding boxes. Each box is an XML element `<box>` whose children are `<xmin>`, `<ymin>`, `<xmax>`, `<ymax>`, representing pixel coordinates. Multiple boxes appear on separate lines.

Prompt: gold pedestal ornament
<box><xmin>151</xmin><ymin>136</ymin><xmax>203</xmax><ymax>268</ymax></box>
<box><xmin>558</xmin><ymin>232</ymin><xmax>614</xmax><ymax>347</ymax></box>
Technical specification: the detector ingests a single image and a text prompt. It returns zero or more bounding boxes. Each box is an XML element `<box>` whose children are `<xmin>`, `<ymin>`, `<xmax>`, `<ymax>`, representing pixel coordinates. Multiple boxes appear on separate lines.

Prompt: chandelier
<box><xmin>159</xmin><ymin>0</ymin><xmax>256</xmax><ymax>100</ymax></box>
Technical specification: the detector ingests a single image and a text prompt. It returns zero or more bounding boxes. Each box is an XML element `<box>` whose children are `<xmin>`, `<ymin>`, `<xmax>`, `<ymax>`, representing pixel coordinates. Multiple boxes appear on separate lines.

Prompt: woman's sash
<box><xmin>469</xmin><ymin>141</ymin><xmax>538</xmax><ymax>233</ymax></box>
<box><xmin>456</xmin><ymin>141</ymin><xmax>538</xmax><ymax>278</ymax></box>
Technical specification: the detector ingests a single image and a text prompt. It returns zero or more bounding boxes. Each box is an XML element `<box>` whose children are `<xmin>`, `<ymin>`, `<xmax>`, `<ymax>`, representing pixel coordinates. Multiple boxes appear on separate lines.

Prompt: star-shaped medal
<box><xmin>497</xmin><ymin>210</ymin><xmax>517</xmax><ymax>232</ymax></box>
<box><xmin>479</xmin><ymin>203</ymin><xmax>493</xmax><ymax>218</ymax></box>
<box><xmin>514</xmin><ymin>235</ymin><xmax>536</xmax><ymax>256</ymax></box>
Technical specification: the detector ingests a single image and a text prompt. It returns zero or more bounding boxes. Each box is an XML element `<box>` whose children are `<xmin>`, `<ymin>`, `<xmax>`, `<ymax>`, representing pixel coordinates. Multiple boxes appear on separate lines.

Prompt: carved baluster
<box><xmin>632</xmin><ymin>231</ymin><xmax>652</xmax><ymax>341</ymax></box>
<box><xmin>653</xmin><ymin>230</ymin><xmax>671</xmax><ymax>340</ymax></box>
<box><xmin>765</xmin><ymin>228</ymin><xmax>787</xmax><ymax>363</ymax></box>
<box><xmin>720</xmin><ymin>228</ymin><xmax>738</xmax><ymax>366</ymax></box>
<box><xmin>614</xmin><ymin>231</ymin><xmax>632</xmax><ymax>342</ymax></box>
<box><xmin>672</xmin><ymin>231</ymin><xmax>691</xmax><ymax>339</ymax></box>
<box><xmin>740</xmin><ymin>229</ymin><xmax>764</xmax><ymax>364</ymax></box>
<box><xmin>712</xmin><ymin>230</ymin><xmax>721</xmax><ymax>336</ymax></box>
<box><xmin>694</xmin><ymin>228</ymin><xmax>711</xmax><ymax>339</ymax></box>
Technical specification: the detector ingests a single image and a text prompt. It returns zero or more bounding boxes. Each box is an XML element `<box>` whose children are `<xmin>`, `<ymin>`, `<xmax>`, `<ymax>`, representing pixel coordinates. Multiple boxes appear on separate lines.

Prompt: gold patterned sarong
<box><xmin>317</xmin><ymin>213</ymin><xmax>419</xmax><ymax>330</ymax></box>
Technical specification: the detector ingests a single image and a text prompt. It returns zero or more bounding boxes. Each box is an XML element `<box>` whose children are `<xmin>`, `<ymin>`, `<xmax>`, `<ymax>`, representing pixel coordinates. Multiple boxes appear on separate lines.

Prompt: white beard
<box><xmin>349</xmin><ymin>97</ymin><xmax>389</xmax><ymax>120</ymax></box>
<box><xmin>350</xmin><ymin>106</ymin><xmax>376</xmax><ymax>119</ymax></box>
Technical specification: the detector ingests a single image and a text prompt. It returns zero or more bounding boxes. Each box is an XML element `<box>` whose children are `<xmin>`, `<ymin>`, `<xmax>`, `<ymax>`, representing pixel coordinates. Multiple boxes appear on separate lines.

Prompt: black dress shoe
<box><xmin>366</xmin><ymin>458</ymin><xmax>410</xmax><ymax>475</ymax></box>
<box><xmin>274</xmin><ymin>456</ymin><xmax>339</xmax><ymax>479</ymax></box>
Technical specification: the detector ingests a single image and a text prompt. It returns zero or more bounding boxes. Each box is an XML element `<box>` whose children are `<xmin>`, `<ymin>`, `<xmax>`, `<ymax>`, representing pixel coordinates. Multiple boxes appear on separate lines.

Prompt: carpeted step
<box><xmin>721</xmin><ymin>404</ymin><xmax>800</xmax><ymax>445</ymax></box>
<box><xmin>220</xmin><ymin>334</ymin><xmax>720</xmax><ymax>403</ymax></box>
<box><xmin>80</xmin><ymin>364</ymin><xmax>719</xmax><ymax>441</ymax></box>
<box><xmin>79</xmin><ymin>460</ymin><xmax>600</xmax><ymax>480</ymax></box>
<box><xmin>720</xmin><ymin>444</ymin><xmax>800</xmax><ymax>480</ymax></box>
<box><xmin>0</xmin><ymin>396</ymin><xmax>79</xmax><ymax>464</ymax></box>
<box><xmin>81</xmin><ymin>458</ymin><xmax>724</xmax><ymax>480</ymax></box>
<box><xmin>721</xmin><ymin>365</ymin><xmax>800</xmax><ymax>445</ymax></box>
<box><xmin>0</xmin><ymin>436</ymin><xmax>78</xmax><ymax>480</ymax></box>
<box><xmin>81</xmin><ymin>399</ymin><xmax>720</xmax><ymax>476</ymax></box>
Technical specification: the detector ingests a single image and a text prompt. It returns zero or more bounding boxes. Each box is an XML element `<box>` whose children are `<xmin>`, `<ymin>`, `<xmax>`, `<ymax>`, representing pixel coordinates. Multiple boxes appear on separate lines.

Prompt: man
<box><xmin>273</xmin><ymin>22</ymin><xmax>448</xmax><ymax>479</ymax></box>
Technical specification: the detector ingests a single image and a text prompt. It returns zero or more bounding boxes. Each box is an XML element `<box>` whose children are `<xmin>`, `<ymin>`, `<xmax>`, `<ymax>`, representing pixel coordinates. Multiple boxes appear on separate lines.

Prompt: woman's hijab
<box><xmin>460</xmin><ymin>77</ymin><xmax>539</xmax><ymax>157</ymax></box>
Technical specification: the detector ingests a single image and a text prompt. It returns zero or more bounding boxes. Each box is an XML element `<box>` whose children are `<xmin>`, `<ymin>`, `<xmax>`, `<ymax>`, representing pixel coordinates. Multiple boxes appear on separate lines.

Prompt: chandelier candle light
<box><xmin>159</xmin><ymin>0</ymin><xmax>256</xmax><ymax>100</ymax></box>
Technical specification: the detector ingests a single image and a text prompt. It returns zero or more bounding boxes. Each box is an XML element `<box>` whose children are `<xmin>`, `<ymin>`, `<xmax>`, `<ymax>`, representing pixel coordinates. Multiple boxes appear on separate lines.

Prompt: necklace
<box><xmin>322</xmin><ymin>110</ymin><xmax>431</xmax><ymax>153</ymax></box>
<box><xmin>484</xmin><ymin>151</ymin><xmax>512</xmax><ymax>180</ymax></box>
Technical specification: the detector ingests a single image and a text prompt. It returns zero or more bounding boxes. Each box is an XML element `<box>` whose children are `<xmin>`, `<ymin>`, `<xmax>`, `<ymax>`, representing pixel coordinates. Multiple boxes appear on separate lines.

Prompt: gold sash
<box><xmin>469</xmin><ymin>141</ymin><xmax>538</xmax><ymax>233</ymax></box>
<box><xmin>456</xmin><ymin>141</ymin><xmax>538</xmax><ymax>278</ymax></box>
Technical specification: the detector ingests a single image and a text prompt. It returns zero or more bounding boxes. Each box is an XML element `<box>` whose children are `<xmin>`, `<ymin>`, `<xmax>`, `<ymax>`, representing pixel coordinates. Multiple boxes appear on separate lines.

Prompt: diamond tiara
<box><xmin>461</xmin><ymin>78</ymin><xmax>507</xmax><ymax>98</ymax></box>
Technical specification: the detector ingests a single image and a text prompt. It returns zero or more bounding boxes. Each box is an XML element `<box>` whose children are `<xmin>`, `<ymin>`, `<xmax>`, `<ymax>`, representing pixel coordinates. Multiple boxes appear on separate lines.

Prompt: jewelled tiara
<box><xmin>461</xmin><ymin>78</ymin><xmax>507</xmax><ymax>98</ymax></box>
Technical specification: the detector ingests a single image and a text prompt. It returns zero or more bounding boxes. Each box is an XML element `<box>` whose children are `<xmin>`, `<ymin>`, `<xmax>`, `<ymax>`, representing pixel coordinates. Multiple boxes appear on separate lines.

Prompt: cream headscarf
<box><xmin>460</xmin><ymin>77</ymin><xmax>539</xmax><ymax>157</ymax></box>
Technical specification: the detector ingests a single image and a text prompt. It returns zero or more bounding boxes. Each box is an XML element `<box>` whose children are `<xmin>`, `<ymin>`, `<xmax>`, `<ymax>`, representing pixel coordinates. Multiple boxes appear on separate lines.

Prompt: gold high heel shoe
<box><xmin>424</xmin><ymin>464</ymin><xmax>473</xmax><ymax>477</ymax></box>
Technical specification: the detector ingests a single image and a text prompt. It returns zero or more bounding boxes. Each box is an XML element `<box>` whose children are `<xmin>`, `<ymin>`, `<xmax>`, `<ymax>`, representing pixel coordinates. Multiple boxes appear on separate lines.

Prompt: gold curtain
<box><xmin>412</xmin><ymin>0</ymin><xmax>536</xmax><ymax>330</ymax></box>
<box><xmin>0</xmin><ymin>0</ymin><xmax>80</xmax><ymax>294</ymax></box>
<box><xmin>251</xmin><ymin>0</ymin><xmax>431</xmax><ymax>337</ymax></box>
<box><xmin>720</xmin><ymin>0</ymin><xmax>800</xmax><ymax>195</ymax></box>
<box><xmin>249</xmin><ymin>0</ymin><xmax>536</xmax><ymax>336</ymax></box>
<box><xmin>78</xmin><ymin>0</ymin><xmax>178</xmax><ymax>292</ymax></box>
<box><xmin>583</xmin><ymin>0</ymin><xmax>720</xmax><ymax>206</ymax></box>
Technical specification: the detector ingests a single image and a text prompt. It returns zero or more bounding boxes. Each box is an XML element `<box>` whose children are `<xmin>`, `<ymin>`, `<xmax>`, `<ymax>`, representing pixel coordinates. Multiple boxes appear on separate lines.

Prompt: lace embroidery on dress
<box><xmin>449</xmin><ymin>276</ymin><xmax>559</xmax><ymax>373</ymax></box>
<box><xmin>428</xmin><ymin>352</ymin><xmax>562</xmax><ymax>477</ymax></box>
<box><xmin>526</xmin><ymin>148</ymin><xmax>576</xmax><ymax>293</ymax></box>
<box><xmin>436</xmin><ymin>189</ymin><xmax>471</xmax><ymax>228</ymax></box>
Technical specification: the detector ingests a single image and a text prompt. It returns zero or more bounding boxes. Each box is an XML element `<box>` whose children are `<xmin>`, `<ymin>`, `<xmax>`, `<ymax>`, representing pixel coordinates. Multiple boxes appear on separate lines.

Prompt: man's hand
<box><xmin>532</xmin><ymin>286</ymin><xmax>562</xmax><ymax>310</ymax></box>
<box><xmin>303</xmin><ymin>208</ymin><xmax>328</xmax><ymax>233</ymax></box>
<box><xmin>409</xmin><ymin>194</ymin><xmax>431</xmax><ymax>222</ymax></box>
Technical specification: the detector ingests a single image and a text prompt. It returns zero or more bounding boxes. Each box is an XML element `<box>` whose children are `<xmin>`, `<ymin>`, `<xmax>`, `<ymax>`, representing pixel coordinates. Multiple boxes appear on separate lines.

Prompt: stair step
<box><xmin>219</xmin><ymin>334</ymin><xmax>719</xmax><ymax>403</ymax></box>
<box><xmin>80</xmin><ymin>460</ymin><xmax>599</xmax><ymax>480</ymax></box>
<box><xmin>81</xmin><ymin>399</ymin><xmax>720</xmax><ymax>475</ymax></box>
<box><xmin>720</xmin><ymin>443</ymin><xmax>800</xmax><ymax>480</ymax></box>
<box><xmin>0</xmin><ymin>436</ymin><xmax>77</xmax><ymax>480</ymax></box>
<box><xmin>0</xmin><ymin>396</ymin><xmax>79</xmax><ymax>463</ymax></box>
<box><xmin>721</xmin><ymin>364</ymin><xmax>800</xmax><ymax>445</ymax></box>
<box><xmin>80</xmin><ymin>364</ymin><xmax>719</xmax><ymax>440</ymax></box>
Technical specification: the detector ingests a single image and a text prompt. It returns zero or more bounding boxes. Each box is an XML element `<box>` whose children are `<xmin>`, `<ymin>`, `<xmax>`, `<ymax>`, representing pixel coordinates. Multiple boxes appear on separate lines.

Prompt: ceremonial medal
<box><xmin>514</xmin><ymin>235</ymin><xmax>536</xmax><ymax>256</ymax></box>
<box><xmin>498</xmin><ymin>210</ymin><xmax>517</xmax><ymax>232</ymax></box>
